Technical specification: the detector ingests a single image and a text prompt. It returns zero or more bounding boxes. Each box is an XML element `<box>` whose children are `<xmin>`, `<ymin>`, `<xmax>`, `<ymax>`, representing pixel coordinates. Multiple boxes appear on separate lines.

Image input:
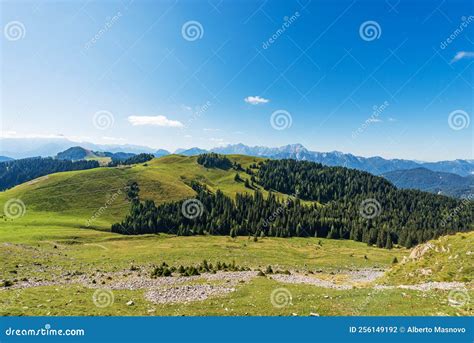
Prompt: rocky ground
<box><xmin>2</xmin><ymin>266</ymin><xmax>471</xmax><ymax>305</ymax></box>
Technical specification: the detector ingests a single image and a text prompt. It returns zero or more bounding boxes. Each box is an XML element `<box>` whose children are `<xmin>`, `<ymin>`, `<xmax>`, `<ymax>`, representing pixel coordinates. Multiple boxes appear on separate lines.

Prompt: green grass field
<box><xmin>0</xmin><ymin>156</ymin><xmax>472</xmax><ymax>316</ymax></box>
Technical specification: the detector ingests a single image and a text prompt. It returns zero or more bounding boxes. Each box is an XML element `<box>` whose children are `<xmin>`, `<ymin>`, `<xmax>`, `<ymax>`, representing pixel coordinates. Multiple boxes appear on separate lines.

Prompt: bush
<box><xmin>265</xmin><ymin>265</ymin><xmax>273</xmax><ymax>274</ymax></box>
<box><xmin>1</xmin><ymin>280</ymin><xmax>13</xmax><ymax>287</ymax></box>
<box><xmin>151</xmin><ymin>265</ymin><xmax>172</xmax><ymax>278</ymax></box>
<box><xmin>392</xmin><ymin>257</ymin><xmax>398</xmax><ymax>264</ymax></box>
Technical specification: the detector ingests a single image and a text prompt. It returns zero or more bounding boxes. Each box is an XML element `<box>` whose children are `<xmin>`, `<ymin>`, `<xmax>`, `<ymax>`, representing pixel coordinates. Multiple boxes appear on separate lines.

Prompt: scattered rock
<box><xmin>145</xmin><ymin>284</ymin><xmax>235</xmax><ymax>304</ymax></box>
<box><xmin>409</xmin><ymin>242</ymin><xmax>434</xmax><ymax>260</ymax></box>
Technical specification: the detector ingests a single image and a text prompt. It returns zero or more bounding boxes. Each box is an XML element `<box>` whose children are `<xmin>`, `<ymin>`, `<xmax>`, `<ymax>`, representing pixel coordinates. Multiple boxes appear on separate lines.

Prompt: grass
<box><xmin>0</xmin><ymin>223</ymin><xmax>407</xmax><ymax>282</ymax></box>
<box><xmin>0</xmin><ymin>155</ymin><xmax>304</xmax><ymax>227</ymax></box>
<box><xmin>0</xmin><ymin>155</ymin><xmax>472</xmax><ymax>316</ymax></box>
<box><xmin>1</xmin><ymin>278</ymin><xmax>471</xmax><ymax>316</ymax></box>
<box><xmin>382</xmin><ymin>232</ymin><xmax>474</xmax><ymax>284</ymax></box>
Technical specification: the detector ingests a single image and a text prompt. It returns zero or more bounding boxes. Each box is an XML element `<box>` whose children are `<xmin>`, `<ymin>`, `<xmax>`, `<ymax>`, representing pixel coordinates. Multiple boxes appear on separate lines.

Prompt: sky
<box><xmin>1</xmin><ymin>0</ymin><xmax>473</xmax><ymax>161</ymax></box>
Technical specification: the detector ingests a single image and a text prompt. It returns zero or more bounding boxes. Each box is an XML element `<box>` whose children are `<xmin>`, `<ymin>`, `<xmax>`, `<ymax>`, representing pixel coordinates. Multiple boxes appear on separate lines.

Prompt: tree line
<box><xmin>111</xmin><ymin>158</ymin><xmax>473</xmax><ymax>248</ymax></box>
<box><xmin>108</xmin><ymin>153</ymin><xmax>154</xmax><ymax>167</ymax></box>
<box><xmin>0</xmin><ymin>157</ymin><xmax>99</xmax><ymax>191</ymax></box>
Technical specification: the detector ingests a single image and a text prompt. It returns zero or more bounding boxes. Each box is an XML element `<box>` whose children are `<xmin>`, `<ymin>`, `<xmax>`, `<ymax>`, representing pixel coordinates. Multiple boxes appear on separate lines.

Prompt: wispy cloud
<box><xmin>451</xmin><ymin>51</ymin><xmax>474</xmax><ymax>63</ymax></box>
<box><xmin>244</xmin><ymin>95</ymin><xmax>270</xmax><ymax>105</ymax></box>
<box><xmin>128</xmin><ymin>115</ymin><xmax>183</xmax><ymax>128</ymax></box>
<box><xmin>203</xmin><ymin>128</ymin><xmax>220</xmax><ymax>132</ymax></box>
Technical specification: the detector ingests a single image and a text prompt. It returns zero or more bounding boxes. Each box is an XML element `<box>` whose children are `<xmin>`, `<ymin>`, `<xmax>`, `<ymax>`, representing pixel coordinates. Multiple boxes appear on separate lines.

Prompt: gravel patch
<box><xmin>145</xmin><ymin>284</ymin><xmax>236</xmax><ymax>304</ymax></box>
<box><xmin>347</xmin><ymin>269</ymin><xmax>385</xmax><ymax>283</ymax></box>
<box><xmin>269</xmin><ymin>273</ymin><xmax>353</xmax><ymax>290</ymax></box>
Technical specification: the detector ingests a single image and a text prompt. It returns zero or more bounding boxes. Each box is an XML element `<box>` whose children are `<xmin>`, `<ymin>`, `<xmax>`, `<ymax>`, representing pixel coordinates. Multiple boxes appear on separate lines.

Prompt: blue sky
<box><xmin>1</xmin><ymin>0</ymin><xmax>473</xmax><ymax>161</ymax></box>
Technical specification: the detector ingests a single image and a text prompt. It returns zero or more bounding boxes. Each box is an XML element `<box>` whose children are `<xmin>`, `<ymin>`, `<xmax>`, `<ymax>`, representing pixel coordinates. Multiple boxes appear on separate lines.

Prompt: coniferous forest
<box><xmin>108</xmin><ymin>153</ymin><xmax>154</xmax><ymax>167</ymax></box>
<box><xmin>0</xmin><ymin>157</ymin><xmax>99</xmax><ymax>191</ymax></box>
<box><xmin>111</xmin><ymin>157</ymin><xmax>473</xmax><ymax>248</ymax></box>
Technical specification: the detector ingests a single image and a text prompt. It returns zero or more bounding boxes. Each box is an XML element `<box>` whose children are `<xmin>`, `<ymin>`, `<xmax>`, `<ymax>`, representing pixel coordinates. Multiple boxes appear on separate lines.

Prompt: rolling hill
<box><xmin>3</xmin><ymin>138</ymin><xmax>473</xmax><ymax>176</ymax></box>
<box><xmin>0</xmin><ymin>154</ymin><xmax>472</xmax><ymax>317</ymax></box>
<box><xmin>1</xmin><ymin>154</ymin><xmax>471</xmax><ymax>249</ymax></box>
<box><xmin>0</xmin><ymin>155</ymin><xmax>281</xmax><ymax>227</ymax></box>
<box><xmin>56</xmin><ymin>146</ymin><xmax>135</xmax><ymax>164</ymax></box>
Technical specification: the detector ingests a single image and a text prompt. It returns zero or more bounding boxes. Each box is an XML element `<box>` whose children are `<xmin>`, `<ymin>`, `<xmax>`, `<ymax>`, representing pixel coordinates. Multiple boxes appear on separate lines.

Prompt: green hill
<box><xmin>0</xmin><ymin>155</ymin><xmax>289</xmax><ymax>229</ymax></box>
<box><xmin>0</xmin><ymin>154</ymin><xmax>472</xmax><ymax>316</ymax></box>
<box><xmin>382</xmin><ymin>231</ymin><xmax>474</xmax><ymax>284</ymax></box>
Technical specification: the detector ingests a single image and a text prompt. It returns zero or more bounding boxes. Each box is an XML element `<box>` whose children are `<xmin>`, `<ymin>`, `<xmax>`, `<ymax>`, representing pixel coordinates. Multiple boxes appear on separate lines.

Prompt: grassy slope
<box><xmin>0</xmin><ymin>155</ymin><xmax>297</xmax><ymax>229</ymax></box>
<box><xmin>382</xmin><ymin>231</ymin><xmax>474</xmax><ymax>284</ymax></box>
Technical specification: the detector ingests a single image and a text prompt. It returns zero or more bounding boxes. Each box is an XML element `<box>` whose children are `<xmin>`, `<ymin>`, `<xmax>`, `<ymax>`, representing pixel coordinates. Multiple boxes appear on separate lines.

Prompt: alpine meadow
<box><xmin>1</xmin><ymin>0</ymin><xmax>473</xmax><ymax>326</ymax></box>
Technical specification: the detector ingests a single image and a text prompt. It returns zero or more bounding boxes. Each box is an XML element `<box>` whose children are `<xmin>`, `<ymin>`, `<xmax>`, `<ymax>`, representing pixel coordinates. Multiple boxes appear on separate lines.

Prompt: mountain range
<box><xmin>383</xmin><ymin>168</ymin><xmax>474</xmax><ymax>199</ymax></box>
<box><xmin>1</xmin><ymin>138</ymin><xmax>473</xmax><ymax>177</ymax></box>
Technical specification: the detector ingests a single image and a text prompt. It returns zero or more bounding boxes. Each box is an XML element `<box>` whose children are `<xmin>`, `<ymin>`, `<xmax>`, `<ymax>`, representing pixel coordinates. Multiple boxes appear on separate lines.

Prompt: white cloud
<box><xmin>244</xmin><ymin>95</ymin><xmax>270</xmax><ymax>105</ymax></box>
<box><xmin>451</xmin><ymin>51</ymin><xmax>474</xmax><ymax>63</ymax></box>
<box><xmin>203</xmin><ymin>128</ymin><xmax>220</xmax><ymax>132</ymax></box>
<box><xmin>128</xmin><ymin>115</ymin><xmax>184</xmax><ymax>128</ymax></box>
<box><xmin>388</xmin><ymin>117</ymin><xmax>397</xmax><ymax>122</ymax></box>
